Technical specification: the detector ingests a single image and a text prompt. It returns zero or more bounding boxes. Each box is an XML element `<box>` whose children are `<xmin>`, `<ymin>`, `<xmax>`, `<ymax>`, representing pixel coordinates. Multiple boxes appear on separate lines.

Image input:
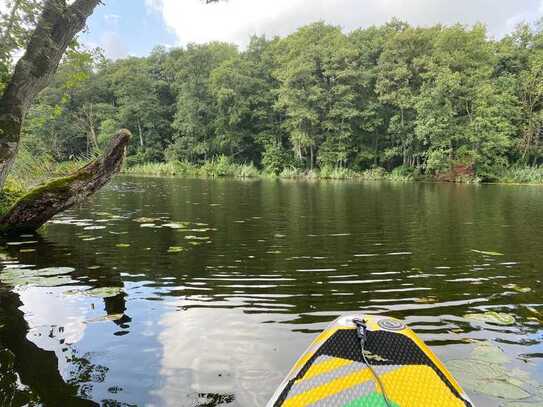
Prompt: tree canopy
<box><xmin>16</xmin><ymin>20</ymin><xmax>543</xmax><ymax>180</ymax></box>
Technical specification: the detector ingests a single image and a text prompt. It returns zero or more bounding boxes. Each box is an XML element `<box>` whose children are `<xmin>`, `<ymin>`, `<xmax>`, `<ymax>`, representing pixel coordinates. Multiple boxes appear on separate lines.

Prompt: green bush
<box><xmin>388</xmin><ymin>166</ymin><xmax>415</xmax><ymax>182</ymax></box>
<box><xmin>262</xmin><ymin>142</ymin><xmax>290</xmax><ymax>175</ymax></box>
<box><xmin>235</xmin><ymin>163</ymin><xmax>260</xmax><ymax>178</ymax></box>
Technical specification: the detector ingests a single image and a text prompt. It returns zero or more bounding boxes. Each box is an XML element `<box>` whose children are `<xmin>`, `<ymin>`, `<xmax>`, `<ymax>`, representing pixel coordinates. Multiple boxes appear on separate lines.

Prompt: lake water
<box><xmin>0</xmin><ymin>176</ymin><xmax>542</xmax><ymax>406</ymax></box>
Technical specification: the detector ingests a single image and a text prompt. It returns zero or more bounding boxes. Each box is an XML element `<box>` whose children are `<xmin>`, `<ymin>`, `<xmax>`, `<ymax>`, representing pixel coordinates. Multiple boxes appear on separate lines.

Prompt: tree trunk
<box><xmin>0</xmin><ymin>0</ymin><xmax>102</xmax><ymax>190</ymax></box>
<box><xmin>0</xmin><ymin>129</ymin><xmax>131</xmax><ymax>234</ymax></box>
<box><xmin>137</xmin><ymin>119</ymin><xmax>144</xmax><ymax>147</ymax></box>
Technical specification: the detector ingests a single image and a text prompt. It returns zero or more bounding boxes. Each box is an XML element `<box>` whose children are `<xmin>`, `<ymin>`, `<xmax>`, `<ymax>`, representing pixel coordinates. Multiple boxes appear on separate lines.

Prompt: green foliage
<box><xmin>0</xmin><ymin>0</ymin><xmax>41</xmax><ymax>69</ymax></box>
<box><xmin>0</xmin><ymin>179</ymin><xmax>25</xmax><ymax>215</ymax></box>
<box><xmin>492</xmin><ymin>165</ymin><xmax>543</xmax><ymax>184</ymax></box>
<box><xmin>16</xmin><ymin>20</ymin><xmax>543</xmax><ymax>184</ymax></box>
<box><xmin>262</xmin><ymin>142</ymin><xmax>291</xmax><ymax>175</ymax></box>
<box><xmin>319</xmin><ymin>166</ymin><xmax>359</xmax><ymax>179</ymax></box>
<box><xmin>127</xmin><ymin>158</ymin><xmax>259</xmax><ymax>178</ymax></box>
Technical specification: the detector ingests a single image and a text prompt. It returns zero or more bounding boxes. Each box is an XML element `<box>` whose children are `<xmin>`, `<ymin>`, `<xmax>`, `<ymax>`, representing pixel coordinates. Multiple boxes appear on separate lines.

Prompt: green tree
<box><xmin>376</xmin><ymin>25</ymin><xmax>436</xmax><ymax>168</ymax></box>
<box><xmin>274</xmin><ymin>22</ymin><xmax>360</xmax><ymax>169</ymax></box>
<box><xmin>169</xmin><ymin>42</ymin><xmax>237</xmax><ymax>162</ymax></box>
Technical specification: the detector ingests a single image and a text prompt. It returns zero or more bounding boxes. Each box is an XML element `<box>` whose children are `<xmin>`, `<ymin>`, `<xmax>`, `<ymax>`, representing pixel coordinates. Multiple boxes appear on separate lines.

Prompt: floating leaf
<box><xmin>115</xmin><ymin>243</ymin><xmax>130</xmax><ymax>248</ymax></box>
<box><xmin>167</xmin><ymin>246</ymin><xmax>184</xmax><ymax>253</ymax></box>
<box><xmin>65</xmin><ymin>287</ymin><xmax>123</xmax><ymax>298</ymax></box>
<box><xmin>19</xmin><ymin>249</ymin><xmax>36</xmax><ymax>253</ymax></box>
<box><xmin>37</xmin><ymin>267</ymin><xmax>75</xmax><ymax>276</ymax></box>
<box><xmin>471</xmin><ymin>249</ymin><xmax>504</xmax><ymax>256</ymax></box>
<box><xmin>464</xmin><ymin>311</ymin><xmax>516</xmax><ymax>325</ymax></box>
<box><xmin>185</xmin><ymin>235</ymin><xmax>210</xmax><ymax>241</ymax></box>
<box><xmin>447</xmin><ymin>342</ymin><xmax>536</xmax><ymax>401</ymax></box>
<box><xmin>84</xmin><ymin>226</ymin><xmax>106</xmax><ymax>230</ymax></box>
<box><xmin>0</xmin><ymin>268</ymin><xmax>74</xmax><ymax>287</ymax></box>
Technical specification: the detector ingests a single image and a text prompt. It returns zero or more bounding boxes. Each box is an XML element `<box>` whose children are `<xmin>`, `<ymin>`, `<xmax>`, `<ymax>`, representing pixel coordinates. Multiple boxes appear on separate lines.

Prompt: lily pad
<box><xmin>37</xmin><ymin>267</ymin><xmax>75</xmax><ymax>276</ymax></box>
<box><xmin>65</xmin><ymin>286</ymin><xmax>123</xmax><ymax>298</ymax></box>
<box><xmin>0</xmin><ymin>268</ymin><xmax>74</xmax><ymax>287</ymax></box>
<box><xmin>471</xmin><ymin>249</ymin><xmax>504</xmax><ymax>256</ymax></box>
<box><xmin>447</xmin><ymin>343</ymin><xmax>536</xmax><ymax>402</ymax></box>
<box><xmin>464</xmin><ymin>311</ymin><xmax>516</xmax><ymax>325</ymax></box>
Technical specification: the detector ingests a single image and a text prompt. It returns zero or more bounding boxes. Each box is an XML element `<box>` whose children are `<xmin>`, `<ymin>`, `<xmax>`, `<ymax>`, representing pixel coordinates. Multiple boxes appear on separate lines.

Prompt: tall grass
<box><xmin>0</xmin><ymin>146</ymin><xmax>93</xmax><ymax>214</ymax></box>
<box><xmin>8</xmin><ymin>146</ymin><xmax>94</xmax><ymax>191</ymax></box>
<box><xmin>126</xmin><ymin>156</ymin><xmax>260</xmax><ymax>178</ymax></box>
<box><xmin>126</xmin><ymin>161</ymin><xmax>420</xmax><ymax>182</ymax></box>
<box><xmin>495</xmin><ymin>165</ymin><xmax>543</xmax><ymax>184</ymax></box>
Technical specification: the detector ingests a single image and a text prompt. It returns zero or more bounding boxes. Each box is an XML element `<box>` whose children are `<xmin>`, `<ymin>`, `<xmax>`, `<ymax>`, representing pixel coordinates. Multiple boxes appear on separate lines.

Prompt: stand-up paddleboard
<box><xmin>268</xmin><ymin>314</ymin><xmax>473</xmax><ymax>407</ymax></box>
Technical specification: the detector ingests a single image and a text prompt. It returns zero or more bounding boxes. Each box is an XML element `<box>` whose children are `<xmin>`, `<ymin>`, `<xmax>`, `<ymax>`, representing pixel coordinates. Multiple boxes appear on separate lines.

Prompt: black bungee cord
<box><xmin>352</xmin><ymin>318</ymin><xmax>394</xmax><ymax>407</ymax></box>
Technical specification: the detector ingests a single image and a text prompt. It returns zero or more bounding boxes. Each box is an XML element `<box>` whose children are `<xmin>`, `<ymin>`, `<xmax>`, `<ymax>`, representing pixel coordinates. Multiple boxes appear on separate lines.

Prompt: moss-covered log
<box><xmin>0</xmin><ymin>129</ymin><xmax>131</xmax><ymax>234</ymax></box>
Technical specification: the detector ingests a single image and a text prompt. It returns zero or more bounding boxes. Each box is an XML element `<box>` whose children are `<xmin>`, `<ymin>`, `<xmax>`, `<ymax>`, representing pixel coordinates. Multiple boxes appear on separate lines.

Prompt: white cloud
<box><xmin>101</xmin><ymin>30</ymin><xmax>129</xmax><ymax>60</ymax></box>
<box><xmin>147</xmin><ymin>0</ymin><xmax>543</xmax><ymax>47</ymax></box>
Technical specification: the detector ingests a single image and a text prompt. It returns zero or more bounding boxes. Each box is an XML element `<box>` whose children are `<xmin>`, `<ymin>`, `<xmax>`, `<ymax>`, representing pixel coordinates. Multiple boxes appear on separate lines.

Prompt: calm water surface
<box><xmin>0</xmin><ymin>177</ymin><xmax>542</xmax><ymax>406</ymax></box>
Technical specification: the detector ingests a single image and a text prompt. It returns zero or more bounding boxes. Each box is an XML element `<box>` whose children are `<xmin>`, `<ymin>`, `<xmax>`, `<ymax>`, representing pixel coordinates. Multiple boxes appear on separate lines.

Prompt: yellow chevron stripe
<box><xmin>283</xmin><ymin>367</ymin><xmax>373</xmax><ymax>406</ymax></box>
<box><xmin>289</xmin><ymin>327</ymin><xmax>349</xmax><ymax>374</ymax></box>
<box><xmin>297</xmin><ymin>357</ymin><xmax>353</xmax><ymax>382</ymax></box>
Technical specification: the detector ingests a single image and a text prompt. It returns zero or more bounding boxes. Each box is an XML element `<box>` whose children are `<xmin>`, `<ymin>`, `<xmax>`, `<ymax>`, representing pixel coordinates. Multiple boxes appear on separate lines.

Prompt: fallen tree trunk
<box><xmin>0</xmin><ymin>129</ymin><xmax>131</xmax><ymax>234</ymax></box>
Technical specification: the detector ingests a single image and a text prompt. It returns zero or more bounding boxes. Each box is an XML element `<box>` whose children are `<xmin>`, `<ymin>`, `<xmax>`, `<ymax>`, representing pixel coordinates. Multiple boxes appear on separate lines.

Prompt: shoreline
<box><xmin>121</xmin><ymin>170</ymin><xmax>543</xmax><ymax>186</ymax></box>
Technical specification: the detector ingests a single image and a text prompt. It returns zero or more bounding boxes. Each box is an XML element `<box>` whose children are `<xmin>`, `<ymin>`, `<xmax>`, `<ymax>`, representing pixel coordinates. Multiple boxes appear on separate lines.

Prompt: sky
<box><xmin>3</xmin><ymin>0</ymin><xmax>543</xmax><ymax>59</ymax></box>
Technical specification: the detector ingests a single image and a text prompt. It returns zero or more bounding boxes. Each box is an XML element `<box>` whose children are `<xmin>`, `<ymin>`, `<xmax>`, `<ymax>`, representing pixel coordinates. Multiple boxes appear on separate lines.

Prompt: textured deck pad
<box><xmin>268</xmin><ymin>315</ymin><xmax>472</xmax><ymax>407</ymax></box>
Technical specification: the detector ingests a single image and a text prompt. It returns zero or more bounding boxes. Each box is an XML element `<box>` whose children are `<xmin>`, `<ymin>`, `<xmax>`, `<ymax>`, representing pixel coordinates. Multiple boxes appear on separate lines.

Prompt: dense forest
<box><xmin>11</xmin><ymin>20</ymin><xmax>543</xmax><ymax>181</ymax></box>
